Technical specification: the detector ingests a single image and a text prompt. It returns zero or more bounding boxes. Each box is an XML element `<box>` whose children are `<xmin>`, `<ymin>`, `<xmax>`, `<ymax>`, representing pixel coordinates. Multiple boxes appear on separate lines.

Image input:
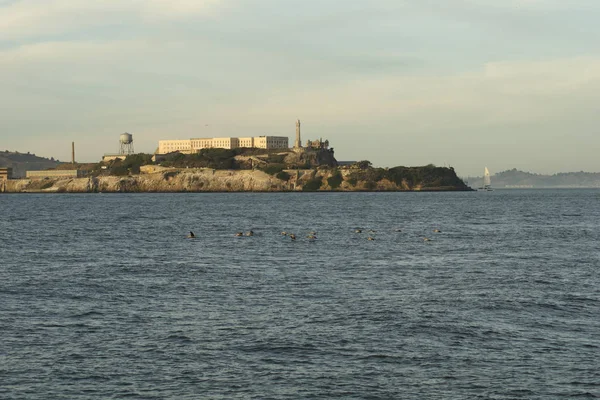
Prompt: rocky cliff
<box><xmin>2</xmin><ymin>165</ymin><xmax>470</xmax><ymax>193</ymax></box>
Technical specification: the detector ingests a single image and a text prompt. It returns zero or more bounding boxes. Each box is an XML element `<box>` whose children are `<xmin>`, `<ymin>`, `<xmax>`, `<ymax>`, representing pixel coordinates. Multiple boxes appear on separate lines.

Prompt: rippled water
<box><xmin>1</xmin><ymin>190</ymin><xmax>599</xmax><ymax>399</ymax></box>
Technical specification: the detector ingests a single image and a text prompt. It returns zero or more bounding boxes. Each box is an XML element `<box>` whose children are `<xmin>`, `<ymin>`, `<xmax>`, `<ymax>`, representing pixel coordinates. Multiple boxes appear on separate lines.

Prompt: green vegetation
<box><xmin>276</xmin><ymin>171</ymin><xmax>291</xmax><ymax>181</ymax></box>
<box><xmin>364</xmin><ymin>180</ymin><xmax>377</xmax><ymax>190</ymax></box>
<box><xmin>385</xmin><ymin>164</ymin><xmax>465</xmax><ymax>188</ymax></box>
<box><xmin>2</xmin><ymin>146</ymin><xmax>468</xmax><ymax>192</ymax></box>
<box><xmin>347</xmin><ymin>165</ymin><xmax>384</xmax><ymax>190</ymax></box>
<box><xmin>90</xmin><ymin>153</ymin><xmax>154</xmax><ymax>177</ymax></box>
<box><xmin>261</xmin><ymin>164</ymin><xmax>286</xmax><ymax>175</ymax></box>
<box><xmin>79</xmin><ymin>148</ymin><xmax>335</xmax><ymax>178</ymax></box>
<box><xmin>327</xmin><ymin>170</ymin><xmax>343</xmax><ymax>189</ymax></box>
<box><xmin>303</xmin><ymin>177</ymin><xmax>323</xmax><ymax>191</ymax></box>
<box><xmin>40</xmin><ymin>180</ymin><xmax>54</xmax><ymax>189</ymax></box>
<box><xmin>151</xmin><ymin>147</ymin><xmax>337</xmax><ymax>172</ymax></box>
<box><xmin>353</xmin><ymin>160</ymin><xmax>372</xmax><ymax>170</ymax></box>
<box><xmin>121</xmin><ymin>154</ymin><xmax>153</xmax><ymax>174</ymax></box>
<box><xmin>158</xmin><ymin>148</ymin><xmax>295</xmax><ymax>171</ymax></box>
<box><xmin>110</xmin><ymin>165</ymin><xmax>130</xmax><ymax>176</ymax></box>
<box><xmin>160</xmin><ymin>149</ymin><xmax>238</xmax><ymax>169</ymax></box>
<box><xmin>346</xmin><ymin>164</ymin><xmax>468</xmax><ymax>190</ymax></box>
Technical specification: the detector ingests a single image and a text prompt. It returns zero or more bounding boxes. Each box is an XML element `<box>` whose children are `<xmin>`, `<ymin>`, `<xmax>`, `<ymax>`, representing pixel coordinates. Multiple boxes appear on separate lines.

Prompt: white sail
<box><xmin>483</xmin><ymin>167</ymin><xmax>491</xmax><ymax>187</ymax></box>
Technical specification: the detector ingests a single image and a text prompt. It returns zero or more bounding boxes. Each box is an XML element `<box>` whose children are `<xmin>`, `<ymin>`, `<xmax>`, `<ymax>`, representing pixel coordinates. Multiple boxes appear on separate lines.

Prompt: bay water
<box><xmin>1</xmin><ymin>190</ymin><xmax>599</xmax><ymax>399</ymax></box>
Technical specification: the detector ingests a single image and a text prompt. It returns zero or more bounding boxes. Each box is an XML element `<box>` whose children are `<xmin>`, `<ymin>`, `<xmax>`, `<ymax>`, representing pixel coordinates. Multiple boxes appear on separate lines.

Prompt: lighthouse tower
<box><xmin>294</xmin><ymin>119</ymin><xmax>302</xmax><ymax>148</ymax></box>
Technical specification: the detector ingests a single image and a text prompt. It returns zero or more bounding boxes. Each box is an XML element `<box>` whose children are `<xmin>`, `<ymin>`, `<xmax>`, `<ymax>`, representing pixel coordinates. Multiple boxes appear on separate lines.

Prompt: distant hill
<box><xmin>464</xmin><ymin>168</ymin><xmax>600</xmax><ymax>188</ymax></box>
<box><xmin>0</xmin><ymin>150</ymin><xmax>62</xmax><ymax>178</ymax></box>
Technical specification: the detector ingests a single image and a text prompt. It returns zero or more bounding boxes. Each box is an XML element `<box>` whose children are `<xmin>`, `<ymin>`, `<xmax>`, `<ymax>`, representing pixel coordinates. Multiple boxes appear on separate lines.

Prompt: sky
<box><xmin>1</xmin><ymin>0</ymin><xmax>599</xmax><ymax>176</ymax></box>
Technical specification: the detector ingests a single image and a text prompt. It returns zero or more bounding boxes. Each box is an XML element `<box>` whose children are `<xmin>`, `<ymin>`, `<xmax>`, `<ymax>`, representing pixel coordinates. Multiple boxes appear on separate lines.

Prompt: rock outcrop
<box><xmin>284</xmin><ymin>149</ymin><xmax>337</xmax><ymax>168</ymax></box>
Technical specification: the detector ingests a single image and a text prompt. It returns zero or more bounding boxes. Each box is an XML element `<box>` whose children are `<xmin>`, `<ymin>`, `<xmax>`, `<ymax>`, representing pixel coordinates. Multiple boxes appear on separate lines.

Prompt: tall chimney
<box><xmin>294</xmin><ymin>119</ymin><xmax>302</xmax><ymax>148</ymax></box>
<box><xmin>72</xmin><ymin>142</ymin><xmax>75</xmax><ymax>164</ymax></box>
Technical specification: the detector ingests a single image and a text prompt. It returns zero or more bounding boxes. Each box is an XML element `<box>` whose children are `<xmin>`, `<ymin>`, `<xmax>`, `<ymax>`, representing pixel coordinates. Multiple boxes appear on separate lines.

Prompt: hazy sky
<box><xmin>1</xmin><ymin>0</ymin><xmax>599</xmax><ymax>176</ymax></box>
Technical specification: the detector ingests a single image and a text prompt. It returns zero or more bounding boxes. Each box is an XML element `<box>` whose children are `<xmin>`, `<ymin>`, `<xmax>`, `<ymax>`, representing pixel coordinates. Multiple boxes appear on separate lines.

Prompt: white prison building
<box><xmin>158</xmin><ymin>136</ymin><xmax>289</xmax><ymax>154</ymax></box>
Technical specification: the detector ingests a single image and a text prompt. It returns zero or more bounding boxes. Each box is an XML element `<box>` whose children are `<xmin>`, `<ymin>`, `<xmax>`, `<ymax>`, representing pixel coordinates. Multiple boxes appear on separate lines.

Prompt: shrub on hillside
<box><xmin>261</xmin><ymin>164</ymin><xmax>285</xmax><ymax>175</ymax></box>
<box><xmin>111</xmin><ymin>165</ymin><xmax>129</xmax><ymax>176</ymax></box>
<box><xmin>302</xmin><ymin>177</ymin><xmax>323</xmax><ymax>191</ymax></box>
<box><xmin>327</xmin><ymin>170</ymin><xmax>343</xmax><ymax>189</ymax></box>
<box><xmin>160</xmin><ymin>149</ymin><xmax>237</xmax><ymax>169</ymax></box>
<box><xmin>122</xmin><ymin>153</ymin><xmax>153</xmax><ymax>174</ymax></box>
<box><xmin>364</xmin><ymin>180</ymin><xmax>377</xmax><ymax>190</ymax></box>
<box><xmin>276</xmin><ymin>171</ymin><xmax>291</xmax><ymax>181</ymax></box>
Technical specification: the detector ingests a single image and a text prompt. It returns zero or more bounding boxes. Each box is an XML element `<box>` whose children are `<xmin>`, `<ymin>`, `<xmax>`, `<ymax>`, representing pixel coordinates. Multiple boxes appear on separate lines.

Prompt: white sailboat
<box><xmin>479</xmin><ymin>167</ymin><xmax>493</xmax><ymax>191</ymax></box>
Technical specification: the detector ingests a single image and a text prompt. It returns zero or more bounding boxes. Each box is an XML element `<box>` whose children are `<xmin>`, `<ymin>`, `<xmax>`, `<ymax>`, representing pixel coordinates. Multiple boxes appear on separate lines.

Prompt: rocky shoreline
<box><xmin>1</xmin><ymin>166</ymin><xmax>472</xmax><ymax>193</ymax></box>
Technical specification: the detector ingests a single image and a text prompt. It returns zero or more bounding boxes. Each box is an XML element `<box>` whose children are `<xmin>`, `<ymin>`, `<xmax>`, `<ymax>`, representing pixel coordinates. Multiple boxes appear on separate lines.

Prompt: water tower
<box><xmin>119</xmin><ymin>132</ymin><xmax>134</xmax><ymax>155</ymax></box>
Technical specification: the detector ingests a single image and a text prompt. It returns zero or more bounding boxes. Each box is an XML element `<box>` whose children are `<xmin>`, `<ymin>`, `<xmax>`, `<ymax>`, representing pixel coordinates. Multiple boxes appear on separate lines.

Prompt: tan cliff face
<box><xmin>4</xmin><ymin>169</ymin><xmax>293</xmax><ymax>193</ymax></box>
<box><xmin>2</xmin><ymin>166</ymin><xmax>469</xmax><ymax>193</ymax></box>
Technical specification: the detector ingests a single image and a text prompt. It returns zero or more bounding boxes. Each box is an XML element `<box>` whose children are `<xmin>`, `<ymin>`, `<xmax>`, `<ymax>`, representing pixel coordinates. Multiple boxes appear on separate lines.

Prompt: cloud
<box><xmin>239</xmin><ymin>56</ymin><xmax>600</xmax><ymax>124</ymax></box>
<box><xmin>2</xmin><ymin>35</ymin><xmax>599</xmax><ymax>136</ymax></box>
<box><xmin>444</xmin><ymin>0</ymin><xmax>589</xmax><ymax>11</ymax></box>
<box><xmin>1</xmin><ymin>0</ymin><xmax>600</xmax><ymax>174</ymax></box>
<box><xmin>0</xmin><ymin>0</ymin><xmax>222</xmax><ymax>40</ymax></box>
<box><xmin>143</xmin><ymin>0</ymin><xmax>222</xmax><ymax>17</ymax></box>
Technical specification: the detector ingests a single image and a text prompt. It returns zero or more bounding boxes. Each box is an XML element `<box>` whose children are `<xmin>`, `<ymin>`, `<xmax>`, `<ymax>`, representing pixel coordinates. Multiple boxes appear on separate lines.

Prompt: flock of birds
<box><xmin>186</xmin><ymin>228</ymin><xmax>442</xmax><ymax>242</ymax></box>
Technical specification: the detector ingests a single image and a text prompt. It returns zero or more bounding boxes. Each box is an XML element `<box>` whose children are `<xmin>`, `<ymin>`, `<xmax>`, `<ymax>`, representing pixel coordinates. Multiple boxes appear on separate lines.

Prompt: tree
<box><xmin>122</xmin><ymin>153</ymin><xmax>153</xmax><ymax>174</ymax></box>
<box><xmin>355</xmin><ymin>160</ymin><xmax>372</xmax><ymax>170</ymax></box>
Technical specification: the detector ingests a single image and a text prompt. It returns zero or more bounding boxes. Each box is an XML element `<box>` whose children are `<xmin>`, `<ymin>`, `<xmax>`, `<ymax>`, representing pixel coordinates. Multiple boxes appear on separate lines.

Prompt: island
<box><xmin>1</xmin><ymin>148</ymin><xmax>471</xmax><ymax>193</ymax></box>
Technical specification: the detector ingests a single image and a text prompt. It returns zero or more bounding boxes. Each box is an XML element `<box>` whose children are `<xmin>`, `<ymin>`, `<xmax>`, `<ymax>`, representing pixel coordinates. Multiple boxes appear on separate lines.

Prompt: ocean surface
<box><xmin>1</xmin><ymin>190</ymin><xmax>599</xmax><ymax>399</ymax></box>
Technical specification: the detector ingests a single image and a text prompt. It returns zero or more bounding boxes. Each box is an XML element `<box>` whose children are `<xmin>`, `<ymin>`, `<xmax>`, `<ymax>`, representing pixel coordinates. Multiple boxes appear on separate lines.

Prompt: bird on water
<box><xmin>187</xmin><ymin>231</ymin><xmax>196</xmax><ymax>239</ymax></box>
